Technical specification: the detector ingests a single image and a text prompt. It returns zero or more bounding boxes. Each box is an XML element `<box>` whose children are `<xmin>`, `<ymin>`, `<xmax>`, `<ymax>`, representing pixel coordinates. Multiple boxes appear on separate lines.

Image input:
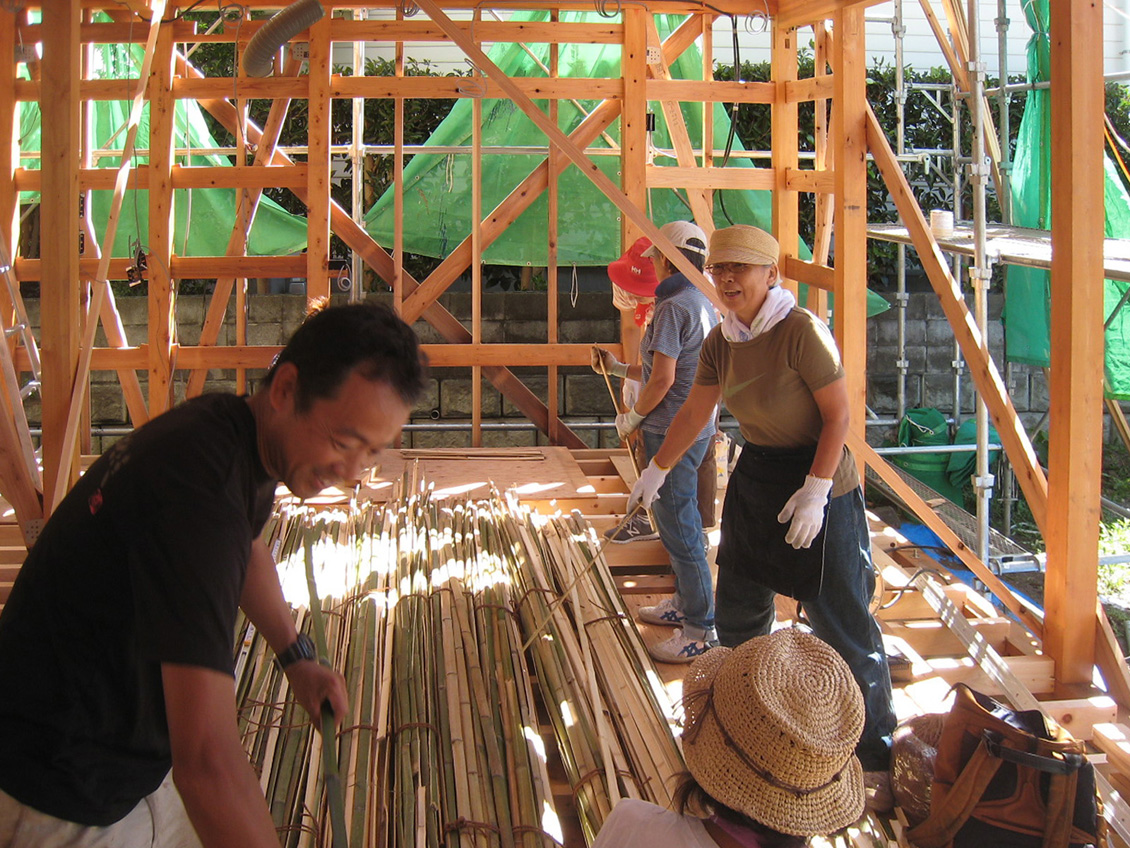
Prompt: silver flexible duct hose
<box><xmin>242</xmin><ymin>0</ymin><xmax>325</xmax><ymax>78</ymax></box>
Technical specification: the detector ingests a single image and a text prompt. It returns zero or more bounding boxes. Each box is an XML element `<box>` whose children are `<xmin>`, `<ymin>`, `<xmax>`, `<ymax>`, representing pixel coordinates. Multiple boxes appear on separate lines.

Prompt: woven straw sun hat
<box><xmin>705</xmin><ymin>224</ymin><xmax>780</xmax><ymax>267</ymax></box>
<box><xmin>681</xmin><ymin>627</ymin><xmax>865</xmax><ymax>836</ymax></box>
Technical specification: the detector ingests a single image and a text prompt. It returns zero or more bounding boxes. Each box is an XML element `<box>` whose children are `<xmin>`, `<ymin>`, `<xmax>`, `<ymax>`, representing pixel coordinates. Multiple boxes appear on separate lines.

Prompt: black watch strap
<box><xmin>277</xmin><ymin>633</ymin><xmax>316</xmax><ymax>669</ymax></box>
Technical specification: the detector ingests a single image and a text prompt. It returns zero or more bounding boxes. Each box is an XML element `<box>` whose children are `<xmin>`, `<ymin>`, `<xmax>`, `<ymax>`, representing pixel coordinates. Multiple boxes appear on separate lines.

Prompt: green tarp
<box><xmin>364</xmin><ymin>11</ymin><xmax>775</xmax><ymax>266</ymax></box>
<box><xmin>18</xmin><ymin>39</ymin><xmax>308</xmax><ymax>260</ymax></box>
<box><xmin>363</xmin><ymin>10</ymin><xmax>889</xmax><ymax>317</ymax></box>
<box><xmin>1006</xmin><ymin>0</ymin><xmax>1130</xmax><ymax>399</ymax></box>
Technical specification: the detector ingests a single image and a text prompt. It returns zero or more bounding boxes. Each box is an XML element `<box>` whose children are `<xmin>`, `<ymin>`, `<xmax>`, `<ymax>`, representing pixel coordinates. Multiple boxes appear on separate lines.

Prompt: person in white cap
<box><xmin>591</xmin><ymin>627</ymin><xmax>866</xmax><ymax>847</ymax></box>
<box><xmin>626</xmin><ymin>224</ymin><xmax>896</xmax><ymax>810</ymax></box>
<box><xmin>597</xmin><ymin>236</ymin><xmax>718</xmax><ymax>544</ymax></box>
<box><xmin>592</xmin><ymin>220</ymin><xmax>720</xmax><ymax>664</ymax></box>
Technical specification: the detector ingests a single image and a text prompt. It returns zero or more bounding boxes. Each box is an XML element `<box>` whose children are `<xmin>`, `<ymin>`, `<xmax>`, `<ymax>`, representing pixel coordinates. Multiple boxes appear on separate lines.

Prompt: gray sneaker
<box><xmin>638</xmin><ymin>597</ymin><xmax>687</xmax><ymax>627</ymax></box>
<box><xmin>647</xmin><ymin>629</ymin><xmax>717</xmax><ymax>664</ymax></box>
<box><xmin>604</xmin><ymin>513</ymin><xmax>660</xmax><ymax>544</ymax></box>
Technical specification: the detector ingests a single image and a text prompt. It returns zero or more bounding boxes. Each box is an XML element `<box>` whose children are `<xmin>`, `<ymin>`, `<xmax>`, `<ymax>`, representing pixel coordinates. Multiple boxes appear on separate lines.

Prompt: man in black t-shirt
<box><xmin>0</xmin><ymin>302</ymin><xmax>427</xmax><ymax>848</ymax></box>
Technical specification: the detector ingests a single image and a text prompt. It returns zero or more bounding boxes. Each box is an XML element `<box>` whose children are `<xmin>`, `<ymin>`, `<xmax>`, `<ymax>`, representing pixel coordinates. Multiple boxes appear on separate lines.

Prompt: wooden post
<box><xmin>39</xmin><ymin>0</ymin><xmax>82</xmax><ymax>508</ymax></box>
<box><xmin>146</xmin><ymin>22</ymin><xmax>175</xmax><ymax>417</ymax></box>
<box><xmin>772</xmin><ymin>19</ymin><xmax>799</xmax><ymax>302</ymax></box>
<box><xmin>1043</xmin><ymin>0</ymin><xmax>1105</xmax><ymax>686</ymax></box>
<box><xmin>306</xmin><ymin>12</ymin><xmax>331</xmax><ymax>306</ymax></box>
<box><xmin>832</xmin><ymin>7</ymin><xmax>869</xmax><ymax>451</ymax></box>
<box><xmin>622</xmin><ymin>9</ymin><xmax>647</xmax><ymax>246</ymax></box>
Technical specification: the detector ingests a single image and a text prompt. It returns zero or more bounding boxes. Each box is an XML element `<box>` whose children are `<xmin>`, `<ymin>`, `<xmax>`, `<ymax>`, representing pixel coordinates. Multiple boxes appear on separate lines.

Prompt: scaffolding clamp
<box><xmin>973</xmin><ymin>473</ymin><xmax>996</xmax><ymax>494</ymax></box>
<box><xmin>967</xmin><ymin>160</ymin><xmax>992</xmax><ymax>181</ymax></box>
<box><xmin>969</xmin><ymin>265</ymin><xmax>993</xmax><ymax>284</ymax></box>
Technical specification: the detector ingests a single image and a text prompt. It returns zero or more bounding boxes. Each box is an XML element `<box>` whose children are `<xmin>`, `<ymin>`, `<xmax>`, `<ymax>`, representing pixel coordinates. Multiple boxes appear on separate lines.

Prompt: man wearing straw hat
<box><xmin>591</xmin><ymin>627</ymin><xmax>866</xmax><ymax>846</ymax></box>
<box><xmin>0</xmin><ymin>302</ymin><xmax>427</xmax><ymax>847</ymax></box>
<box><xmin>592</xmin><ymin>220</ymin><xmax>720</xmax><ymax>664</ymax></box>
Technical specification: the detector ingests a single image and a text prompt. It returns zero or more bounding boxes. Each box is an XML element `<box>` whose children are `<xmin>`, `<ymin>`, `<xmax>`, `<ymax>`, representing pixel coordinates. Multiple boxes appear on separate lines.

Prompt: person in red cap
<box><xmin>592</xmin><ymin>221</ymin><xmax>720</xmax><ymax>664</ymax></box>
<box><xmin>598</xmin><ymin>237</ymin><xmax>720</xmax><ymax>546</ymax></box>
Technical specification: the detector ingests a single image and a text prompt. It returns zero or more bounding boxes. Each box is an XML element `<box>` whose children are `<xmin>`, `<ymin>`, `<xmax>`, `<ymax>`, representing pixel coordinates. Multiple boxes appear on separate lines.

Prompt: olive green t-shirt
<box><xmin>695</xmin><ymin>308</ymin><xmax>859</xmax><ymax>495</ymax></box>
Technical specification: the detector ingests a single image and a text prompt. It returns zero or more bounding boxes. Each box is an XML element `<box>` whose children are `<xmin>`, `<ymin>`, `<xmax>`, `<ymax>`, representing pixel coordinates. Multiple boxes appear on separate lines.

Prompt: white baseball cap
<box><xmin>642</xmin><ymin>220</ymin><xmax>708</xmax><ymax>259</ymax></box>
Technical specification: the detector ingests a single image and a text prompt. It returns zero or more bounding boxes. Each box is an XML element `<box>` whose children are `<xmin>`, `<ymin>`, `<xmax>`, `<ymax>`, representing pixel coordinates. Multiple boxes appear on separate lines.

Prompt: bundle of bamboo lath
<box><xmin>234</xmin><ymin>479</ymin><xmax>685</xmax><ymax>848</ymax></box>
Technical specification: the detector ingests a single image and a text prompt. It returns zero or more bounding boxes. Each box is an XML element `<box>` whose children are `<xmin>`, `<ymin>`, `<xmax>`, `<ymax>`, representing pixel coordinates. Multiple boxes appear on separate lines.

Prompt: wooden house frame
<box><xmin>0</xmin><ymin>0</ymin><xmax>1119</xmax><ymax>708</ymax></box>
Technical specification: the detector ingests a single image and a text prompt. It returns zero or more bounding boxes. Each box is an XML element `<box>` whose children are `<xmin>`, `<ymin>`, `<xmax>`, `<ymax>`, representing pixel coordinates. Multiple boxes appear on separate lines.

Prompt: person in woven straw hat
<box><xmin>627</xmin><ymin>224</ymin><xmax>896</xmax><ymax>811</ymax></box>
<box><xmin>592</xmin><ymin>221</ymin><xmax>721</xmax><ymax>664</ymax></box>
<box><xmin>592</xmin><ymin>627</ymin><xmax>865</xmax><ymax>847</ymax></box>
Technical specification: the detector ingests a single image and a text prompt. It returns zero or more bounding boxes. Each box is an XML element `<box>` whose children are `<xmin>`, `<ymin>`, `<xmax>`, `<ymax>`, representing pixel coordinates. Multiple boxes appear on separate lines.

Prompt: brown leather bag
<box><xmin>906</xmin><ymin>684</ymin><xmax>1104</xmax><ymax>848</ymax></box>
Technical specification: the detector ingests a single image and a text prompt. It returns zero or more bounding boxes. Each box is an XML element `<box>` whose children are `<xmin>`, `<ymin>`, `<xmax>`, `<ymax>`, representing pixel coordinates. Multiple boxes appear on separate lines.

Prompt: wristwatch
<box><xmin>276</xmin><ymin>633</ymin><xmax>316</xmax><ymax>669</ymax></box>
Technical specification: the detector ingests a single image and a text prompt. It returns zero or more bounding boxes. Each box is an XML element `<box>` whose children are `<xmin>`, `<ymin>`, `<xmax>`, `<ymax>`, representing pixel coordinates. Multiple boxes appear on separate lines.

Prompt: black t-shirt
<box><xmin>0</xmin><ymin>393</ymin><xmax>276</xmax><ymax>826</ymax></box>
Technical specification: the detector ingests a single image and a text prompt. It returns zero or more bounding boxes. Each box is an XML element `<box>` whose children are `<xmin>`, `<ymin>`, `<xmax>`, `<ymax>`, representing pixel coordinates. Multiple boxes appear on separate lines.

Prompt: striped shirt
<box><xmin>640</xmin><ymin>272</ymin><xmax>719</xmax><ymax>437</ymax></box>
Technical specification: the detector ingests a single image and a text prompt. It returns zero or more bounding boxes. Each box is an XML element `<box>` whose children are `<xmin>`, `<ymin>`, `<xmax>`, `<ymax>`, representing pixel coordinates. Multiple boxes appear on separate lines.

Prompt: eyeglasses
<box><xmin>705</xmin><ymin>262</ymin><xmax>753</xmax><ymax>277</ymax></box>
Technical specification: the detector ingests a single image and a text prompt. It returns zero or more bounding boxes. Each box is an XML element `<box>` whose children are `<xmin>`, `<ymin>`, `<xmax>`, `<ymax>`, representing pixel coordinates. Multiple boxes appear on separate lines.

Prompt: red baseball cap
<box><xmin>608</xmin><ymin>237</ymin><xmax>659</xmax><ymax>298</ymax></box>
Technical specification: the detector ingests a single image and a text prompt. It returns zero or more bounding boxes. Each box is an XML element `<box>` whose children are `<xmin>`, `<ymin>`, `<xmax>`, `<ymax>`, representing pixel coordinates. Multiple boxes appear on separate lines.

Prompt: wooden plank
<box><xmin>881</xmin><ymin>617</ymin><xmax>1012</xmax><ymax>658</ymax></box>
<box><xmin>645</xmin><ymin>165</ymin><xmax>774</xmax><ymax>191</ymax></box>
<box><xmin>305</xmin><ymin>12</ymin><xmax>331</xmax><ymax>307</ymax></box>
<box><xmin>784</xmin><ymin>168</ymin><xmax>835</xmax><ymax>194</ymax></box>
<box><xmin>1039</xmin><ymin>695</ymin><xmax>1117</xmax><ymax>742</ymax></box>
<box><xmin>1043</xmin><ymin>0</ymin><xmax>1106</xmax><ymax>685</ymax></box>
<box><xmin>646</xmin><ymin>78</ymin><xmax>773</xmax><ymax>103</ymax></box>
<box><xmin>926</xmin><ymin>654</ymin><xmax>1055</xmax><ymax>698</ymax></box>
<box><xmin>784</xmin><ymin>74</ymin><xmax>835</xmax><ymax>104</ymax></box>
<box><xmin>832</xmin><ymin>6</ymin><xmax>869</xmax><ymax>462</ymax></box>
<box><xmin>772</xmin><ymin>22</ymin><xmax>798</xmax><ymax>306</ymax></box>
<box><xmin>1095</xmin><ymin>724</ymin><xmax>1130</xmax><ymax>776</ymax></box>
<box><xmin>38</xmin><ymin>0</ymin><xmax>82</xmax><ymax>511</ymax></box>
<box><xmin>621</xmin><ymin>9</ymin><xmax>647</xmax><ymax>244</ymax></box>
<box><xmin>145</xmin><ymin>17</ymin><xmax>175</xmax><ymax>421</ymax></box>
<box><xmin>864</xmin><ymin>104</ymin><xmax>1049</xmax><ymax>533</ymax></box>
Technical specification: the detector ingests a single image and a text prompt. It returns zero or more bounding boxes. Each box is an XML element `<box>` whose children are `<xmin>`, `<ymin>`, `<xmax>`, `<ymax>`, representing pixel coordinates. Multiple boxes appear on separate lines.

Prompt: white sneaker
<box><xmin>647</xmin><ymin>629</ymin><xmax>716</xmax><ymax>664</ymax></box>
<box><xmin>604</xmin><ymin>513</ymin><xmax>660</xmax><ymax>544</ymax></box>
<box><xmin>638</xmin><ymin>597</ymin><xmax>687</xmax><ymax>627</ymax></box>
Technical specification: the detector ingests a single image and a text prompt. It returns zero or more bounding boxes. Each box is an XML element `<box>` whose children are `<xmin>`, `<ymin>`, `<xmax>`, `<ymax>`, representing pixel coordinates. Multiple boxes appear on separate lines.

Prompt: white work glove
<box><xmin>591</xmin><ymin>346</ymin><xmax>628</xmax><ymax>378</ymax></box>
<box><xmin>777</xmin><ymin>475</ymin><xmax>834</xmax><ymax>549</ymax></box>
<box><xmin>621</xmin><ymin>378</ymin><xmax>641</xmax><ymax>410</ymax></box>
<box><xmin>616</xmin><ymin>407</ymin><xmax>645</xmax><ymax>441</ymax></box>
<box><xmin>628</xmin><ymin>459</ymin><xmax>670</xmax><ymax>511</ymax></box>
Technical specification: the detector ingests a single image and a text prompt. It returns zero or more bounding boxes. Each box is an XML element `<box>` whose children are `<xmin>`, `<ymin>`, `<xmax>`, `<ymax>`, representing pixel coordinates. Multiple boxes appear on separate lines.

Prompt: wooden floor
<box><xmin>5</xmin><ymin>445</ymin><xmax>1130</xmax><ymax>846</ymax></box>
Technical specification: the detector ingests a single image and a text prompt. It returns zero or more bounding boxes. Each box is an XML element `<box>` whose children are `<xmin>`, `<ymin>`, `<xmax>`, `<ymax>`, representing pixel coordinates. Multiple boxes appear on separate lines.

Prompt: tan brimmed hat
<box><xmin>642</xmin><ymin>220</ymin><xmax>708</xmax><ymax>259</ymax></box>
<box><xmin>706</xmin><ymin>224</ymin><xmax>780</xmax><ymax>267</ymax></box>
<box><xmin>681</xmin><ymin>628</ymin><xmax>865</xmax><ymax>836</ymax></box>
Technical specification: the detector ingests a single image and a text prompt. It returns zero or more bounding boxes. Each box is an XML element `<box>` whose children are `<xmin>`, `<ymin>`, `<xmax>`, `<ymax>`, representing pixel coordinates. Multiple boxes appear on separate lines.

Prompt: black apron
<box><xmin>716</xmin><ymin>443</ymin><xmax>828</xmax><ymax>601</ymax></box>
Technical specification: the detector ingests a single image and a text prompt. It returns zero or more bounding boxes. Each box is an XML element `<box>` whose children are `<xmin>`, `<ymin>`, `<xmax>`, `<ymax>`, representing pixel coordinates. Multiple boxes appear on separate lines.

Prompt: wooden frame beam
<box><xmin>1043</xmin><ymin>0</ymin><xmax>1105</xmax><ymax>686</ymax></box>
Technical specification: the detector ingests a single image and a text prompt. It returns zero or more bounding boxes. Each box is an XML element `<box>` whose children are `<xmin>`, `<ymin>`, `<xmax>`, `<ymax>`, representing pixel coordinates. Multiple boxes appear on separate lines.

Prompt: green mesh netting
<box><xmin>1006</xmin><ymin>0</ymin><xmax>1130</xmax><ymax>398</ymax></box>
<box><xmin>364</xmin><ymin>11</ymin><xmax>774</xmax><ymax>266</ymax></box>
<box><xmin>363</xmin><ymin>10</ymin><xmax>889</xmax><ymax>317</ymax></box>
<box><xmin>18</xmin><ymin>39</ymin><xmax>308</xmax><ymax>259</ymax></box>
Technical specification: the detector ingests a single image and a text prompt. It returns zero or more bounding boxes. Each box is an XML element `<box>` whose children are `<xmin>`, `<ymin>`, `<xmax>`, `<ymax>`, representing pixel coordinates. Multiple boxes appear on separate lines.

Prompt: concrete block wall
<box><xmin>865</xmin><ymin>291</ymin><xmax>1051</xmax><ymax>444</ymax></box>
<box><xmin>20</xmin><ymin>289</ymin><xmax>1063</xmax><ymax>453</ymax></box>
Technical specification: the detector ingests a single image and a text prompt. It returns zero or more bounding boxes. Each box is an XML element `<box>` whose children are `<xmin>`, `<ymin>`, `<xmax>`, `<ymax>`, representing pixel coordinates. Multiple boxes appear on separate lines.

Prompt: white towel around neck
<box><xmin>720</xmin><ymin>285</ymin><xmax>796</xmax><ymax>343</ymax></box>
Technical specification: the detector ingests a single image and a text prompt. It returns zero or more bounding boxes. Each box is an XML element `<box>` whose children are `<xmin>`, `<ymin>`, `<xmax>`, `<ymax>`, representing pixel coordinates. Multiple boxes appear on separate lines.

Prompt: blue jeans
<box><xmin>643</xmin><ymin>430</ymin><xmax>714</xmax><ymax>636</ymax></box>
<box><xmin>715</xmin><ymin>486</ymin><xmax>895</xmax><ymax>771</ymax></box>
